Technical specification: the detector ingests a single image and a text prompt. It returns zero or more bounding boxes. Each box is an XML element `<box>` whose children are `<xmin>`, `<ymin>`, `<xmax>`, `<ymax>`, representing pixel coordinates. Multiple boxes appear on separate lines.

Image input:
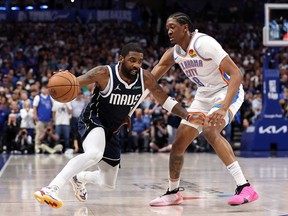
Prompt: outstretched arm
<box><xmin>144</xmin><ymin>70</ymin><xmax>204</xmax><ymax>125</ymax></box>
<box><xmin>128</xmin><ymin>48</ymin><xmax>175</xmax><ymax>116</ymax></box>
<box><xmin>150</xmin><ymin>48</ymin><xmax>175</xmax><ymax>81</ymax></box>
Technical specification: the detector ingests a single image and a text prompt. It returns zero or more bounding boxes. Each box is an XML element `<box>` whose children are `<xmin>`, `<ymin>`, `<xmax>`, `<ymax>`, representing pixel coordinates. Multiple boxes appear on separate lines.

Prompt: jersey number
<box><xmin>192</xmin><ymin>77</ymin><xmax>205</xmax><ymax>86</ymax></box>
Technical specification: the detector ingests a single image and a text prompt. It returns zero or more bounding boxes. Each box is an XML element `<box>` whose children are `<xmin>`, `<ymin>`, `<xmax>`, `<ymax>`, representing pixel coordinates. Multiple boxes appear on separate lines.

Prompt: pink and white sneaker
<box><xmin>228</xmin><ymin>183</ymin><xmax>259</xmax><ymax>206</ymax></box>
<box><xmin>150</xmin><ymin>188</ymin><xmax>184</xmax><ymax>206</ymax></box>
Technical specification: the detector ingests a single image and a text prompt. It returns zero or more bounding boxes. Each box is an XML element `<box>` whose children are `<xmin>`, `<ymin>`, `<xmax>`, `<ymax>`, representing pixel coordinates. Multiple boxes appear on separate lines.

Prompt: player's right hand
<box><xmin>187</xmin><ymin>114</ymin><xmax>205</xmax><ymax>125</ymax></box>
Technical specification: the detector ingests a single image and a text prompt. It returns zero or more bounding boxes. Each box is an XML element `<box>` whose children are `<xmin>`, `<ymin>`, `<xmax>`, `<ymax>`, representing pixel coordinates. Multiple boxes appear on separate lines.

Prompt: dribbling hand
<box><xmin>114</xmin><ymin>116</ymin><xmax>132</xmax><ymax>134</ymax></box>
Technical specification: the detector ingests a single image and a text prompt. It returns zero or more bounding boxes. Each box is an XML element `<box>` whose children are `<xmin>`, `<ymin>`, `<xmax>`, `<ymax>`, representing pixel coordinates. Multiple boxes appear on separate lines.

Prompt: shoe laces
<box><xmin>77</xmin><ymin>186</ymin><xmax>86</xmax><ymax>194</ymax></box>
<box><xmin>73</xmin><ymin>176</ymin><xmax>81</xmax><ymax>185</ymax></box>
<box><xmin>162</xmin><ymin>187</ymin><xmax>185</xmax><ymax>196</ymax></box>
<box><xmin>73</xmin><ymin>177</ymin><xmax>86</xmax><ymax>191</ymax></box>
<box><xmin>234</xmin><ymin>182</ymin><xmax>250</xmax><ymax>195</ymax></box>
<box><xmin>44</xmin><ymin>185</ymin><xmax>59</xmax><ymax>195</ymax></box>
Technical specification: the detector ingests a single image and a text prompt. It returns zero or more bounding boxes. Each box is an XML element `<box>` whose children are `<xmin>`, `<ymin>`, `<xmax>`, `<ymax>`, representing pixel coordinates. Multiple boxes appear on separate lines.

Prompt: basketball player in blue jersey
<box><xmin>33</xmin><ymin>42</ymin><xmax>202</xmax><ymax>209</ymax></box>
<box><xmin>149</xmin><ymin>12</ymin><xmax>259</xmax><ymax>206</ymax></box>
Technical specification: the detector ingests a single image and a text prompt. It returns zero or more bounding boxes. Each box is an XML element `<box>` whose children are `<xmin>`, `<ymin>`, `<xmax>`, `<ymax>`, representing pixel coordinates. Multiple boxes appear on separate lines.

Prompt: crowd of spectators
<box><xmin>0</xmin><ymin>9</ymin><xmax>287</xmax><ymax>154</ymax></box>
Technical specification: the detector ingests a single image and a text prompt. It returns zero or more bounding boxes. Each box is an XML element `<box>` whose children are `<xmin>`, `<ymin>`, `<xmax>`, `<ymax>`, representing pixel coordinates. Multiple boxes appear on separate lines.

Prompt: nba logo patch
<box><xmin>189</xmin><ymin>49</ymin><xmax>197</xmax><ymax>58</ymax></box>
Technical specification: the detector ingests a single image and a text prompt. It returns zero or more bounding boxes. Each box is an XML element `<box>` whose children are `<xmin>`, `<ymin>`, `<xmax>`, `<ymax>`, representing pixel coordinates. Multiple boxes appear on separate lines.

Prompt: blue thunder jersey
<box><xmin>79</xmin><ymin>63</ymin><xmax>145</xmax><ymax>140</ymax></box>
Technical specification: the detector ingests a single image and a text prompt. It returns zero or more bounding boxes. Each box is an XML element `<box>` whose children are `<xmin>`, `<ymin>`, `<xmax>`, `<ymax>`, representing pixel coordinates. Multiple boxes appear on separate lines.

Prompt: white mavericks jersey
<box><xmin>173</xmin><ymin>30</ymin><xmax>232</xmax><ymax>93</ymax></box>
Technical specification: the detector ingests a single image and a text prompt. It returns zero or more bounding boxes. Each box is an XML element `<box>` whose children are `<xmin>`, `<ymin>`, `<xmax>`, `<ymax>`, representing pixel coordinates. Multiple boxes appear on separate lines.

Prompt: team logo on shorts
<box><xmin>189</xmin><ymin>49</ymin><xmax>197</xmax><ymax>58</ymax></box>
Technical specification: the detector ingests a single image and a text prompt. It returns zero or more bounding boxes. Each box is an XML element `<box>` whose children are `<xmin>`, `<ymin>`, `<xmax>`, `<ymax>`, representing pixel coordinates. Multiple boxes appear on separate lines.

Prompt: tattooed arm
<box><xmin>76</xmin><ymin>66</ymin><xmax>110</xmax><ymax>91</ymax></box>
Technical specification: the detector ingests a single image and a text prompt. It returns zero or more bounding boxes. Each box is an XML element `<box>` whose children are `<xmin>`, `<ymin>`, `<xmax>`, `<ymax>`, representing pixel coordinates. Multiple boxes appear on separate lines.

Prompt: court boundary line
<box><xmin>0</xmin><ymin>155</ymin><xmax>12</xmax><ymax>178</ymax></box>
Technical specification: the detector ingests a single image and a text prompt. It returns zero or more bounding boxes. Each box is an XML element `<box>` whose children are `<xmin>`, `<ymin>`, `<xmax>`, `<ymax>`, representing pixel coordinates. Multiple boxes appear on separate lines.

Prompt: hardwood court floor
<box><xmin>0</xmin><ymin>152</ymin><xmax>287</xmax><ymax>216</ymax></box>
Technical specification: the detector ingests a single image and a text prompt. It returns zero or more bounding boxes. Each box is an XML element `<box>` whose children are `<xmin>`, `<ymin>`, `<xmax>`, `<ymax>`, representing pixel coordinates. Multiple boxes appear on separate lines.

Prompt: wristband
<box><xmin>162</xmin><ymin>96</ymin><xmax>178</xmax><ymax>112</ymax></box>
<box><xmin>185</xmin><ymin>114</ymin><xmax>191</xmax><ymax>121</ymax></box>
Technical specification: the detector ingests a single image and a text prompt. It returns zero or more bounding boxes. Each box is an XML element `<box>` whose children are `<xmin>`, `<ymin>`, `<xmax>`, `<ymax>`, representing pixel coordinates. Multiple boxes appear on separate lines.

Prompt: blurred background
<box><xmin>0</xmin><ymin>0</ymin><xmax>287</xmax><ymax>155</ymax></box>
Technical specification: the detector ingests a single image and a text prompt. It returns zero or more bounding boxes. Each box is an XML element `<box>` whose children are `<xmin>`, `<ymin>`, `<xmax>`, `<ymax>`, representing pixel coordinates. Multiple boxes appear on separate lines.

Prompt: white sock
<box><xmin>227</xmin><ymin>161</ymin><xmax>247</xmax><ymax>186</ymax></box>
<box><xmin>169</xmin><ymin>178</ymin><xmax>180</xmax><ymax>191</ymax></box>
<box><xmin>49</xmin><ymin>176</ymin><xmax>66</xmax><ymax>193</ymax></box>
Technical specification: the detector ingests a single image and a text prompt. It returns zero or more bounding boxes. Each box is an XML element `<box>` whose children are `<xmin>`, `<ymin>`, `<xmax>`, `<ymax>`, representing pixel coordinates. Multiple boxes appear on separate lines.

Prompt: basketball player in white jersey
<box><xmin>149</xmin><ymin>12</ymin><xmax>259</xmax><ymax>206</ymax></box>
<box><xmin>33</xmin><ymin>43</ymin><xmax>200</xmax><ymax>209</ymax></box>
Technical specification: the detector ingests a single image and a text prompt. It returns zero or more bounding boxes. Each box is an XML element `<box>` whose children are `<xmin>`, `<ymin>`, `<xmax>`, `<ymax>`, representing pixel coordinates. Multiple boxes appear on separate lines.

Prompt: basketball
<box><xmin>48</xmin><ymin>71</ymin><xmax>80</xmax><ymax>103</ymax></box>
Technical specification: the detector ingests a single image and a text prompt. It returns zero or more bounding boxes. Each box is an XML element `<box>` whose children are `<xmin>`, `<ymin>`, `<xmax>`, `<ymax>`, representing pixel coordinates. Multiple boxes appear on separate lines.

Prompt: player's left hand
<box><xmin>113</xmin><ymin>116</ymin><xmax>131</xmax><ymax>134</ymax></box>
<box><xmin>207</xmin><ymin>108</ymin><xmax>227</xmax><ymax>127</ymax></box>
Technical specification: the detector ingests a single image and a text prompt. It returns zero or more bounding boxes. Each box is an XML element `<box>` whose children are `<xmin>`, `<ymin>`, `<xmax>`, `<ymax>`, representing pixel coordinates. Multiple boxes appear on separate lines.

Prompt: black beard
<box><xmin>121</xmin><ymin>63</ymin><xmax>138</xmax><ymax>80</ymax></box>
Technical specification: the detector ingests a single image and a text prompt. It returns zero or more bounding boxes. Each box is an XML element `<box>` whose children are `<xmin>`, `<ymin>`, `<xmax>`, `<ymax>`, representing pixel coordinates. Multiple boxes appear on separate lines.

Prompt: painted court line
<box><xmin>183</xmin><ymin>194</ymin><xmax>234</xmax><ymax>200</ymax></box>
<box><xmin>0</xmin><ymin>155</ymin><xmax>12</xmax><ymax>178</ymax></box>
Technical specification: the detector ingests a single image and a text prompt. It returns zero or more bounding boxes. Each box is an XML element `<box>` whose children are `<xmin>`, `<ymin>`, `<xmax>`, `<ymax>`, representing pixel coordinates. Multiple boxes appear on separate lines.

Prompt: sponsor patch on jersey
<box><xmin>132</xmin><ymin>86</ymin><xmax>141</xmax><ymax>90</ymax></box>
<box><xmin>189</xmin><ymin>49</ymin><xmax>197</xmax><ymax>58</ymax></box>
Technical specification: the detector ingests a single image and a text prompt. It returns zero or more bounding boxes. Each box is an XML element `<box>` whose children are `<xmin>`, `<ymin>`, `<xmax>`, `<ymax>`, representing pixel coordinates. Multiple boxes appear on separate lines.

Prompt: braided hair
<box><xmin>168</xmin><ymin>12</ymin><xmax>193</xmax><ymax>32</ymax></box>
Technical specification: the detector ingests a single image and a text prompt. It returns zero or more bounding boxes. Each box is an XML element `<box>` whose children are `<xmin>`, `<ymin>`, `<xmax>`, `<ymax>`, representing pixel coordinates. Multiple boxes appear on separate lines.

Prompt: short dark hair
<box><xmin>120</xmin><ymin>43</ymin><xmax>143</xmax><ymax>57</ymax></box>
<box><xmin>168</xmin><ymin>12</ymin><xmax>193</xmax><ymax>32</ymax></box>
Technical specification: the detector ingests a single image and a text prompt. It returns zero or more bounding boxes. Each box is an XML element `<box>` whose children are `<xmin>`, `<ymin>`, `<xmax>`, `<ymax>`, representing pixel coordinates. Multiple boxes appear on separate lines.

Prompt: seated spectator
<box><xmin>0</xmin><ymin>101</ymin><xmax>9</xmax><ymax>152</ymax></box>
<box><xmin>149</xmin><ymin>116</ymin><xmax>169</xmax><ymax>153</ymax></box>
<box><xmin>279</xmin><ymin>87</ymin><xmax>288</xmax><ymax>118</ymax></box>
<box><xmin>147</xmin><ymin>95</ymin><xmax>166</xmax><ymax>120</ymax></box>
<box><xmin>241</xmin><ymin>91</ymin><xmax>254</xmax><ymax>123</ymax></box>
<box><xmin>128</xmin><ymin>108</ymin><xmax>150</xmax><ymax>152</ymax></box>
<box><xmin>242</xmin><ymin>118</ymin><xmax>251</xmax><ymax>130</ymax></box>
<box><xmin>251</xmin><ymin>90</ymin><xmax>262</xmax><ymax>123</ymax></box>
<box><xmin>39</xmin><ymin>125</ymin><xmax>63</xmax><ymax>154</ymax></box>
<box><xmin>14</xmin><ymin>128</ymin><xmax>34</xmax><ymax>154</ymax></box>
<box><xmin>3</xmin><ymin>109</ymin><xmax>20</xmax><ymax>153</ymax></box>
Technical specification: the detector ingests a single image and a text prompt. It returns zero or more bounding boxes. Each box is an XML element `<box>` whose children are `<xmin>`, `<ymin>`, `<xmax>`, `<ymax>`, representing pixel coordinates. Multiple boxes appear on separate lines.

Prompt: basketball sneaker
<box><xmin>228</xmin><ymin>182</ymin><xmax>259</xmax><ymax>206</ymax></box>
<box><xmin>34</xmin><ymin>186</ymin><xmax>63</xmax><ymax>208</ymax></box>
<box><xmin>150</xmin><ymin>187</ymin><xmax>184</xmax><ymax>206</ymax></box>
<box><xmin>70</xmin><ymin>175</ymin><xmax>87</xmax><ymax>202</ymax></box>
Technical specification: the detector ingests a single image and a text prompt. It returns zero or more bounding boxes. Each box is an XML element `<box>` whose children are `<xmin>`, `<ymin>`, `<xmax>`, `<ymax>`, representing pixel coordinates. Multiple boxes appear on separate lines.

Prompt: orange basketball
<box><xmin>48</xmin><ymin>71</ymin><xmax>80</xmax><ymax>103</ymax></box>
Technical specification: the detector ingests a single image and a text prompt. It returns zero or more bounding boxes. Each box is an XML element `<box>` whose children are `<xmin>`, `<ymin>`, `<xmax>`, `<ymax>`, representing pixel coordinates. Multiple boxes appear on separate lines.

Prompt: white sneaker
<box><xmin>34</xmin><ymin>186</ymin><xmax>63</xmax><ymax>208</ymax></box>
<box><xmin>70</xmin><ymin>175</ymin><xmax>87</xmax><ymax>202</ymax></box>
<box><xmin>150</xmin><ymin>188</ymin><xmax>184</xmax><ymax>206</ymax></box>
<box><xmin>65</xmin><ymin>148</ymin><xmax>74</xmax><ymax>158</ymax></box>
